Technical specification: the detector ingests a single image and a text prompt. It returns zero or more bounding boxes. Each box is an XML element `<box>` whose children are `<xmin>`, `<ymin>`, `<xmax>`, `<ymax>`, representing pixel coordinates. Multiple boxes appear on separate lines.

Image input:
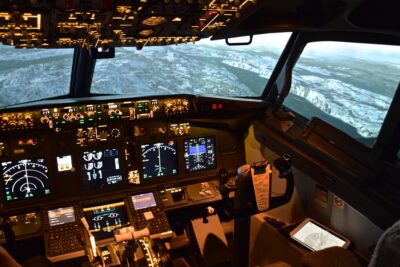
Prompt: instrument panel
<box><xmin>0</xmin><ymin>95</ymin><xmax>248</xmax><ymax>212</ymax></box>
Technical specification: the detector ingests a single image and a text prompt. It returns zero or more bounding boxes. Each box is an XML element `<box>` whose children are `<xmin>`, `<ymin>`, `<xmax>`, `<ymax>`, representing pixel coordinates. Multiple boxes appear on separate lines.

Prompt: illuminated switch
<box><xmin>205</xmin><ymin>190</ymin><xmax>212</xmax><ymax>196</ymax></box>
<box><xmin>144</xmin><ymin>211</ymin><xmax>154</xmax><ymax>221</ymax></box>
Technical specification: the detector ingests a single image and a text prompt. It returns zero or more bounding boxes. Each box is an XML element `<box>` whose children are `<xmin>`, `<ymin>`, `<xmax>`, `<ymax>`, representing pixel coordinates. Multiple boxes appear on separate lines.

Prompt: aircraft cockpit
<box><xmin>0</xmin><ymin>1</ymin><xmax>399</xmax><ymax>267</ymax></box>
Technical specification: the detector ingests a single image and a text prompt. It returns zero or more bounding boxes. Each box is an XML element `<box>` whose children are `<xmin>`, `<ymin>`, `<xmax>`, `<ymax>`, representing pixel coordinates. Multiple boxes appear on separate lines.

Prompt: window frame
<box><xmin>263</xmin><ymin>31</ymin><xmax>400</xmax><ymax>162</ymax></box>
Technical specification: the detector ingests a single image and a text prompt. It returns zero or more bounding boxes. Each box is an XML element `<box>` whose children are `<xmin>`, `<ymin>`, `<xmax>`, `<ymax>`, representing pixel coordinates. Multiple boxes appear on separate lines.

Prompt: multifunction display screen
<box><xmin>141</xmin><ymin>141</ymin><xmax>177</xmax><ymax>179</ymax></box>
<box><xmin>184</xmin><ymin>136</ymin><xmax>216</xmax><ymax>172</ymax></box>
<box><xmin>48</xmin><ymin>206</ymin><xmax>76</xmax><ymax>226</ymax></box>
<box><xmin>81</xmin><ymin>148</ymin><xmax>123</xmax><ymax>190</ymax></box>
<box><xmin>1</xmin><ymin>158</ymin><xmax>51</xmax><ymax>202</ymax></box>
<box><xmin>83</xmin><ymin>201</ymin><xmax>129</xmax><ymax>240</ymax></box>
<box><xmin>131</xmin><ymin>193</ymin><xmax>157</xmax><ymax>210</ymax></box>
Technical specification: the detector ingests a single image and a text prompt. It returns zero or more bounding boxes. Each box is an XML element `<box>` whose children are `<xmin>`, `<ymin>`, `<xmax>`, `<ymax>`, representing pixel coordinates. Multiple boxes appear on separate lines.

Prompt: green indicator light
<box><xmin>88</xmin><ymin>118</ymin><xmax>94</xmax><ymax>121</ymax></box>
<box><xmin>110</xmin><ymin>116</ymin><xmax>115</xmax><ymax>119</ymax></box>
<box><xmin>61</xmin><ymin>121</ymin><xmax>66</xmax><ymax>124</ymax></box>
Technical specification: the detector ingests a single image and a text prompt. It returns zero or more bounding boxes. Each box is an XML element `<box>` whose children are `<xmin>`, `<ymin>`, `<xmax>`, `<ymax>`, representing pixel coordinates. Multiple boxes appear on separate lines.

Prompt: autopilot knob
<box><xmin>17</xmin><ymin>120</ymin><xmax>27</xmax><ymax>127</ymax></box>
<box><xmin>86</xmin><ymin>111</ymin><xmax>95</xmax><ymax>118</ymax></box>
<box><xmin>24</xmin><ymin>115</ymin><xmax>32</xmax><ymax>123</ymax></box>
<box><xmin>2</xmin><ymin>116</ymin><xmax>9</xmax><ymax>125</ymax></box>
<box><xmin>40</xmin><ymin>115</ymin><xmax>49</xmax><ymax>124</ymax></box>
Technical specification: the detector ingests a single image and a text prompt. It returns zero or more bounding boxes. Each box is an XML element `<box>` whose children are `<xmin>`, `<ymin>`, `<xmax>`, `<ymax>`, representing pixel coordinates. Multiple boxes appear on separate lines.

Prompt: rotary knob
<box><xmin>110</xmin><ymin>128</ymin><xmax>121</xmax><ymax>138</ymax></box>
<box><xmin>24</xmin><ymin>115</ymin><xmax>32</xmax><ymax>123</ymax></box>
<box><xmin>40</xmin><ymin>116</ymin><xmax>49</xmax><ymax>124</ymax></box>
<box><xmin>18</xmin><ymin>120</ymin><xmax>27</xmax><ymax>127</ymax></box>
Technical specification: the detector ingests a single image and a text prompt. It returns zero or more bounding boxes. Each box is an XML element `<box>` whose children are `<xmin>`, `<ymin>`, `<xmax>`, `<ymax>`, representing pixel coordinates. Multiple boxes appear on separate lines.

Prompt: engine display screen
<box><xmin>131</xmin><ymin>193</ymin><xmax>157</xmax><ymax>210</ymax></box>
<box><xmin>48</xmin><ymin>206</ymin><xmax>76</xmax><ymax>226</ymax></box>
<box><xmin>81</xmin><ymin>148</ymin><xmax>123</xmax><ymax>190</ymax></box>
<box><xmin>83</xmin><ymin>201</ymin><xmax>129</xmax><ymax>240</ymax></box>
<box><xmin>184</xmin><ymin>136</ymin><xmax>216</xmax><ymax>172</ymax></box>
<box><xmin>141</xmin><ymin>141</ymin><xmax>177</xmax><ymax>179</ymax></box>
<box><xmin>1</xmin><ymin>158</ymin><xmax>51</xmax><ymax>202</ymax></box>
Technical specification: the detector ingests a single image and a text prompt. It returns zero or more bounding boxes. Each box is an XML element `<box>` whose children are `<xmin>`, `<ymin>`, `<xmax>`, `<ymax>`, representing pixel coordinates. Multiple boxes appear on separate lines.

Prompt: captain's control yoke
<box><xmin>220</xmin><ymin>154</ymin><xmax>294</xmax><ymax>267</ymax></box>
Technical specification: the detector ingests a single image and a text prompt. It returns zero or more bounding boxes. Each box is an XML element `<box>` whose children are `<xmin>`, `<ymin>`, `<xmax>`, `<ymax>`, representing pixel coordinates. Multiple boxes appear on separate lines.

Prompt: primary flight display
<box><xmin>184</xmin><ymin>136</ymin><xmax>216</xmax><ymax>172</ymax></box>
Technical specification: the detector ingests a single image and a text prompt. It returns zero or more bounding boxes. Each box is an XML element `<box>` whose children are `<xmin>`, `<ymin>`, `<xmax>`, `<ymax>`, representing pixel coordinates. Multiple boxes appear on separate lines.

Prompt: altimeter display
<box><xmin>1</xmin><ymin>158</ymin><xmax>50</xmax><ymax>202</ymax></box>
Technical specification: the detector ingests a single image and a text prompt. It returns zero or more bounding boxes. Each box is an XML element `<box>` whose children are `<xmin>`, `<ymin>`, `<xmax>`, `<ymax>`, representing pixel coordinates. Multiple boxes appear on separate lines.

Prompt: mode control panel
<box><xmin>0</xmin><ymin>96</ymin><xmax>191</xmax><ymax>132</ymax></box>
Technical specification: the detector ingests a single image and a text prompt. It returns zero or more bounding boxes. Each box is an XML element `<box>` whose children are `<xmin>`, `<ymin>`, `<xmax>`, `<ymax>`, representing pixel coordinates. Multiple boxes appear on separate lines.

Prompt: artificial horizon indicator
<box><xmin>184</xmin><ymin>136</ymin><xmax>216</xmax><ymax>172</ymax></box>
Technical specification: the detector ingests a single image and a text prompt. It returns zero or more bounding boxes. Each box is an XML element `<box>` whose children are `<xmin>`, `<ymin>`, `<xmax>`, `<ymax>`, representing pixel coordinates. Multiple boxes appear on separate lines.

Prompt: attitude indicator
<box><xmin>1</xmin><ymin>158</ymin><xmax>50</xmax><ymax>202</ymax></box>
<box><xmin>141</xmin><ymin>141</ymin><xmax>177</xmax><ymax>179</ymax></box>
<box><xmin>184</xmin><ymin>136</ymin><xmax>216</xmax><ymax>172</ymax></box>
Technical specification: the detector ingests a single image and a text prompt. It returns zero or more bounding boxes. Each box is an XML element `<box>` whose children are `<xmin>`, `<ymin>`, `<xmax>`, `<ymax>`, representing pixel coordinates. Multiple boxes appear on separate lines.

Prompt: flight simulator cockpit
<box><xmin>0</xmin><ymin>0</ymin><xmax>400</xmax><ymax>267</ymax></box>
<box><xmin>0</xmin><ymin>93</ymin><xmax>293</xmax><ymax>267</ymax></box>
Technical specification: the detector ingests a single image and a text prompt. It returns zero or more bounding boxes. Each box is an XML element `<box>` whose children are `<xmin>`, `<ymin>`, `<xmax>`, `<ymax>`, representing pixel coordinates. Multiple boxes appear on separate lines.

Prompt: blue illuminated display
<box><xmin>184</xmin><ymin>136</ymin><xmax>216</xmax><ymax>172</ymax></box>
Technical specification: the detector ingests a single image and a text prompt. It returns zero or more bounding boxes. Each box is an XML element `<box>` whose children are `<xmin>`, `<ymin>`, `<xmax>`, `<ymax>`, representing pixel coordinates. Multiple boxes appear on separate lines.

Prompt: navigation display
<box><xmin>1</xmin><ymin>158</ymin><xmax>51</xmax><ymax>202</ymax></box>
<box><xmin>83</xmin><ymin>201</ymin><xmax>129</xmax><ymax>240</ymax></box>
<box><xmin>184</xmin><ymin>136</ymin><xmax>216</xmax><ymax>172</ymax></box>
<box><xmin>131</xmin><ymin>193</ymin><xmax>157</xmax><ymax>210</ymax></box>
<box><xmin>81</xmin><ymin>148</ymin><xmax>123</xmax><ymax>190</ymax></box>
<box><xmin>48</xmin><ymin>206</ymin><xmax>76</xmax><ymax>226</ymax></box>
<box><xmin>141</xmin><ymin>141</ymin><xmax>177</xmax><ymax>179</ymax></box>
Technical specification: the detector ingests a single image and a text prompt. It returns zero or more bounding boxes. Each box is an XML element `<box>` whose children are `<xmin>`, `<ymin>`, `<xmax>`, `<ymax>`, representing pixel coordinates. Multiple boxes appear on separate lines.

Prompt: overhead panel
<box><xmin>0</xmin><ymin>0</ymin><xmax>256</xmax><ymax>49</ymax></box>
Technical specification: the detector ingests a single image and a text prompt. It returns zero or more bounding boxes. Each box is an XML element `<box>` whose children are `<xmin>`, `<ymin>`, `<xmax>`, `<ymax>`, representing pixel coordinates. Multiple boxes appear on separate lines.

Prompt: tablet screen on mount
<box><xmin>290</xmin><ymin>219</ymin><xmax>350</xmax><ymax>251</ymax></box>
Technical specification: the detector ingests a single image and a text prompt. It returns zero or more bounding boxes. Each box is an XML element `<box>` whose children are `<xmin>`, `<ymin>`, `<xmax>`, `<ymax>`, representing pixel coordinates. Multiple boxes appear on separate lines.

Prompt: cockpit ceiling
<box><xmin>0</xmin><ymin>0</ymin><xmax>398</xmax><ymax>49</ymax></box>
<box><xmin>212</xmin><ymin>0</ymin><xmax>400</xmax><ymax>40</ymax></box>
<box><xmin>0</xmin><ymin>0</ymin><xmax>259</xmax><ymax>49</ymax></box>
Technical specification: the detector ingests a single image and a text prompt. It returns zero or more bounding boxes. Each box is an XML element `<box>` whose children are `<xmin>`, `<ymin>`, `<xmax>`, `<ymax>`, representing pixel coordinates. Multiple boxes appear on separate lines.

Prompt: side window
<box><xmin>284</xmin><ymin>42</ymin><xmax>400</xmax><ymax>147</ymax></box>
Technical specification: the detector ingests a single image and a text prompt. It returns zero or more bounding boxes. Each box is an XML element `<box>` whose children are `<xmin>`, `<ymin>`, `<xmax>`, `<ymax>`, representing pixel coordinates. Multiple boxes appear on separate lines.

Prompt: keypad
<box><xmin>47</xmin><ymin>223</ymin><xmax>83</xmax><ymax>257</ymax></box>
<box><xmin>134</xmin><ymin>207</ymin><xmax>170</xmax><ymax>235</ymax></box>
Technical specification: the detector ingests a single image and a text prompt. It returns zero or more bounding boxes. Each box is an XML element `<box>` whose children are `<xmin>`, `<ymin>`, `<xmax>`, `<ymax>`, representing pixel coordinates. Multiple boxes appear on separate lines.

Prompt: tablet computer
<box><xmin>289</xmin><ymin>218</ymin><xmax>350</xmax><ymax>251</ymax></box>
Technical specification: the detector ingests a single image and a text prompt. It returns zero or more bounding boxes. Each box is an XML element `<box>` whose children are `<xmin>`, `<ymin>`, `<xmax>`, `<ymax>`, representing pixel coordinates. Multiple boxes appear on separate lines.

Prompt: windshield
<box><xmin>0</xmin><ymin>33</ymin><xmax>290</xmax><ymax>108</ymax></box>
<box><xmin>0</xmin><ymin>46</ymin><xmax>73</xmax><ymax>108</ymax></box>
<box><xmin>284</xmin><ymin>41</ymin><xmax>400</xmax><ymax>147</ymax></box>
<box><xmin>92</xmin><ymin>33</ymin><xmax>291</xmax><ymax>98</ymax></box>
